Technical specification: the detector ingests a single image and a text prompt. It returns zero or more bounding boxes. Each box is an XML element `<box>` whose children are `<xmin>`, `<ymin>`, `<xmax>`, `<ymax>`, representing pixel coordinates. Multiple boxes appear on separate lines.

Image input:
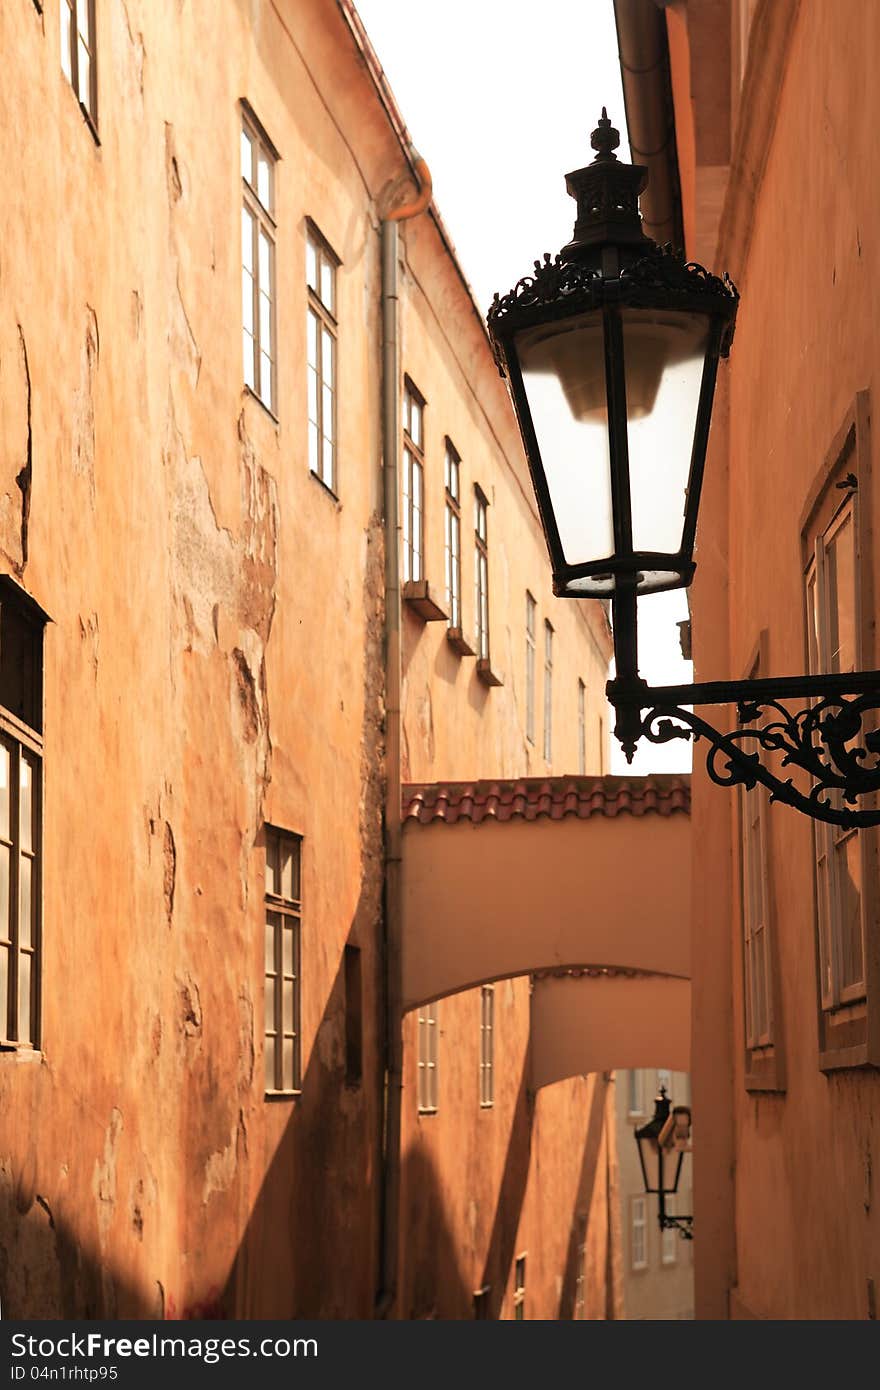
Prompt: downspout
<box><xmin>376</xmin><ymin>150</ymin><xmax>432</xmax><ymax>1320</ymax></box>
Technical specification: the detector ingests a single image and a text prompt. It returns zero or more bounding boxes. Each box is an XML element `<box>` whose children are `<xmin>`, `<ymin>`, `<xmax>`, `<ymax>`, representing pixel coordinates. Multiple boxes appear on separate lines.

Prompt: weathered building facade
<box><xmin>617</xmin><ymin>0</ymin><xmax>880</xmax><ymax>1319</ymax></box>
<box><xmin>0</xmin><ymin>0</ymin><xmax>654</xmax><ymax>1319</ymax></box>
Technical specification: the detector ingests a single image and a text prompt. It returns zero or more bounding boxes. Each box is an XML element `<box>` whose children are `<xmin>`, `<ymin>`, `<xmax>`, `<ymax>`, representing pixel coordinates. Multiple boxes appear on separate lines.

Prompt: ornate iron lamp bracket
<box><xmin>607</xmin><ymin>670</ymin><xmax>880</xmax><ymax>830</ymax></box>
<box><xmin>660</xmin><ymin>1212</ymin><xmax>694</xmax><ymax>1241</ymax></box>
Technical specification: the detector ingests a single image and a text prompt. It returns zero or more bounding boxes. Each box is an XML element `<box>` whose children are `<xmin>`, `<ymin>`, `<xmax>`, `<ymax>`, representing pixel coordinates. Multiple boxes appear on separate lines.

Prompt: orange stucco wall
<box><xmin>682</xmin><ymin>0</ymin><xmax>880</xmax><ymax>1320</ymax></box>
<box><xmin>0</xmin><ymin>0</ymin><xmax>616</xmax><ymax>1320</ymax></box>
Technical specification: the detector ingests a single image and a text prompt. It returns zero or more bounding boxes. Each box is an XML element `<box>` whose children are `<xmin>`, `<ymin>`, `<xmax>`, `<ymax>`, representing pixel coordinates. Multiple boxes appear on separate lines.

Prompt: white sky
<box><xmin>356</xmin><ymin>0</ymin><xmax>693</xmax><ymax>776</ymax></box>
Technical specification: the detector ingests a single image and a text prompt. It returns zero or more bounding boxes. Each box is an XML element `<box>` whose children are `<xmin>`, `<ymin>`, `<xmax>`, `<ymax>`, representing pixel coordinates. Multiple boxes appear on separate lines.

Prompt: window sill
<box><xmin>264</xmin><ymin>1089</ymin><xmax>302</xmax><ymax>1101</ymax></box>
<box><xmin>417</xmin><ymin>1106</ymin><xmax>438</xmax><ymax>1117</ymax></box>
<box><xmin>309</xmin><ymin>468</ymin><xmax>340</xmax><ymax>504</ymax></box>
<box><xmin>446</xmin><ymin>626</ymin><xmax>475</xmax><ymax>657</ymax></box>
<box><xmin>79</xmin><ymin>100</ymin><xmax>100</xmax><ymax>147</ymax></box>
<box><xmin>476</xmin><ymin>657</ymin><xmax>503</xmax><ymax>688</ymax></box>
<box><xmin>243</xmin><ymin>383</ymin><xmax>279</xmax><ymax>426</ymax></box>
<box><xmin>818</xmin><ymin>998</ymin><xmax>872</xmax><ymax>1069</ymax></box>
<box><xmin>744</xmin><ymin>1045</ymin><xmax>786</xmax><ymax>1092</ymax></box>
<box><xmin>0</xmin><ymin>1042</ymin><xmax>42</xmax><ymax>1061</ymax></box>
<box><xmin>819</xmin><ymin>1043</ymin><xmax>871</xmax><ymax>1072</ymax></box>
<box><xmin>403</xmin><ymin>580</ymin><xmax>447</xmax><ymax>623</ymax></box>
<box><xmin>62</xmin><ymin>76</ymin><xmax>100</xmax><ymax>146</ymax></box>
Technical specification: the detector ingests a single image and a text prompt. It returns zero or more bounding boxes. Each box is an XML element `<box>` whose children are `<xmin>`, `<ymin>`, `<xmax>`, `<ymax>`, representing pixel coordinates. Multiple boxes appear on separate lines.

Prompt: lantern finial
<box><xmin>590</xmin><ymin>108</ymin><xmax>620</xmax><ymax>162</ymax></box>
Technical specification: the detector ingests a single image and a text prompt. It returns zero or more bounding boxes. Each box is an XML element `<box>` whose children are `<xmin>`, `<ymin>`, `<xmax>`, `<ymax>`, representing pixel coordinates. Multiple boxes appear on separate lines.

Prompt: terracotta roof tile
<box><xmin>402</xmin><ymin>774</ymin><xmax>690</xmax><ymax>826</ymax></box>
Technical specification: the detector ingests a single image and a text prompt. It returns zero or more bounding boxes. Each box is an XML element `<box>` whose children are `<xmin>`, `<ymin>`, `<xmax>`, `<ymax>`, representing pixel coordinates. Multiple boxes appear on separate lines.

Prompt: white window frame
<box><xmin>241</xmin><ymin>108</ymin><xmax>277</xmax><ymax>415</ymax></box>
<box><xmin>806</xmin><ymin>491</ymin><xmax>868</xmax><ymax>1009</ymax></box>
<box><xmin>264</xmin><ymin>827</ymin><xmax>302</xmax><ymax>1096</ymax></box>
<box><xmin>627</xmin><ymin>1069</ymin><xmax>644</xmax><ymax>1118</ymax></box>
<box><xmin>444</xmin><ymin>442</ymin><xmax>462</xmax><ymax>629</ymax></box>
<box><xmin>740</xmin><ymin>758</ymin><xmax>773</xmax><ymax>1049</ymax></box>
<box><xmin>0</xmin><ymin>584</ymin><xmax>46</xmax><ymax>1052</ymax></box>
<box><xmin>306</xmin><ymin>222</ymin><xmax>339</xmax><ymax>493</ymax></box>
<box><xmin>543</xmin><ymin>620</ymin><xmax>553</xmax><ymax>762</ymax></box>
<box><xmin>479</xmin><ymin>984</ymin><xmax>494</xmax><ymax>1108</ymax></box>
<box><xmin>60</xmin><ymin>0</ymin><xmax>98</xmax><ymax>130</ymax></box>
<box><xmin>525</xmin><ymin>594</ymin><xmax>536</xmax><ymax>744</ymax></box>
<box><xmin>661</xmin><ymin>1223</ymin><xmax>677</xmax><ymax>1267</ymax></box>
<box><xmin>513</xmin><ymin>1254</ymin><xmax>526</xmax><ymax>1319</ymax></box>
<box><xmin>630</xmin><ymin>1196</ymin><xmax>648</xmax><ymax>1271</ymax></box>
<box><xmin>474</xmin><ymin>487</ymin><xmax>490</xmax><ymax>661</ymax></box>
<box><xmin>578</xmin><ymin>678</ymin><xmax>586</xmax><ymax>775</ymax></box>
<box><xmin>574</xmin><ymin>1240</ymin><xmax>586</xmax><ymax>1319</ymax></box>
<box><xmin>403</xmin><ymin>382</ymin><xmax>425</xmax><ymax>585</ymax></box>
<box><xmin>417</xmin><ymin>999</ymin><xmax>438</xmax><ymax>1113</ymax></box>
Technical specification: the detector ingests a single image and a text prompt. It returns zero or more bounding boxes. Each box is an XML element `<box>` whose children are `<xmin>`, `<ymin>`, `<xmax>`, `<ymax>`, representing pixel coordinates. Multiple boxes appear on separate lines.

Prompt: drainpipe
<box><xmin>376</xmin><ymin>150</ymin><xmax>432</xmax><ymax>1320</ymax></box>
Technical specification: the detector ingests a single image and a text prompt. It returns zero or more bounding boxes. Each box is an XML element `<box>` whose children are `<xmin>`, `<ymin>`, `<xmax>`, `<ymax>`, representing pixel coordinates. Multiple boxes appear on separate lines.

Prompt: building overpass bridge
<box><xmin>401</xmin><ymin>775</ymin><xmax>692</xmax><ymax>1081</ymax></box>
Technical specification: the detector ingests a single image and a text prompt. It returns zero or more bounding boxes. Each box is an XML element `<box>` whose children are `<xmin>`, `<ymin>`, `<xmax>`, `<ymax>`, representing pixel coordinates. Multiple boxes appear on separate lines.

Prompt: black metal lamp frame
<box><xmin>488</xmin><ymin>111</ymin><xmax>880</xmax><ymax>832</ymax></box>
<box><xmin>633</xmin><ymin>1088</ymin><xmax>693</xmax><ymax>1241</ymax></box>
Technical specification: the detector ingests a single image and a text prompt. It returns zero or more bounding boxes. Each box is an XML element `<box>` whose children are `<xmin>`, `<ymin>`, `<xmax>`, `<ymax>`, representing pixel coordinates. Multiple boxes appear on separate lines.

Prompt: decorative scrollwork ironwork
<box><xmin>621</xmin><ymin>244</ymin><xmax>739</xmax><ymax>354</ymax></box>
<box><xmin>660</xmin><ymin>1215</ymin><xmax>694</xmax><ymax>1242</ymax></box>
<box><xmin>621</xmin><ymin>243</ymin><xmax>739</xmax><ymax>305</ymax></box>
<box><xmin>636</xmin><ymin>694</ymin><xmax>880</xmax><ymax>829</ymax></box>
<box><xmin>488</xmin><ymin>252</ymin><xmax>600</xmax><ymax>324</ymax></box>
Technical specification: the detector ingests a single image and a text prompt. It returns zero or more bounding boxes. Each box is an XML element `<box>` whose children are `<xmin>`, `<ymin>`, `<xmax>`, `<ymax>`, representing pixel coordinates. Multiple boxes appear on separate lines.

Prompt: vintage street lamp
<box><xmin>634</xmin><ymin>1086</ymin><xmax>693</xmax><ymax>1240</ymax></box>
<box><xmin>488</xmin><ymin>111</ymin><xmax>880</xmax><ymax>830</ymax></box>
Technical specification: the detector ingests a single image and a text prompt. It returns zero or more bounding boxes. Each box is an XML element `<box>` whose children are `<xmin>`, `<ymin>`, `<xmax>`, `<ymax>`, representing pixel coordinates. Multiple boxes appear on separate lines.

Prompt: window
<box><xmin>513</xmin><ymin>1255</ymin><xmax>526</xmax><ymax>1319</ymax></box>
<box><xmin>656</xmin><ymin>1067</ymin><xmax>671</xmax><ymax>1095</ymax></box>
<box><xmin>631</xmin><ymin>1196</ymin><xmax>648</xmax><ymax>1271</ymax></box>
<box><xmin>403</xmin><ymin>382</ymin><xmax>425</xmax><ymax>584</ymax></box>
<box><xmin>444</xmin><ymin>441</ymin><xmax>462</xmax><ymax>629</ymax></box>
<box><xmin>627</xmin><ymin>1069</ymin><xmax>644</xmax><ymax>1118</ymax></box>
<box><xmin>738</xmin><ymin>636</ymin><xmax>784</xmax><ymax>1089</ymax></box>
<box><xmin>60</xmin><ymin>0</ymin><xmax>97</xmax><ymax>129</ymax></box>
<box><xmin>474</xmin><ymin>487</ymin><xmax>489</xmax><ymax>660</ymax></box>
<box><xmin>241</xmin><ymin>108</ymin><xmax>277</xmax><ymax>414</ymax></box>
<box><xmin>344</xmin><ymin>944</ymin><xmax>362</xmax><ymax>1087</ymax></box>
<box><xmin>543</xmin><ymin>621</ymin><xmax>554</xmax><ymax>762</ymax></box>
<box><xmin>578</xmin><ymin>679</ymin><xmax>586</xmax><ymax>775</ymax></box>
<box><xmin>264</xmin><ymin>828</ymin><xmax>301</xmax><ymax>1095</ymax></box>
<box><xmin>417</xmin><ymin>999</ymin><xmax>438</xmax><ymax>1112</ymax></box>
<box><xmin>479</xmin><ymin>984</ymin><xmax>494</xmax><ymax>1107</ymax></box>
<box><xmin>473</xmin><ymin>1286</ymin><xmax>491</xmax><ymax>1319</ymax></box>
<box><xmin>306</xmin><ymin>223</ymin><xmax>339</xmax><ymax>492</ymax></box>
<box><xmin>661</xmin><ymin>1224</ymin><xmax>677</xmax><ymax>1266</ymax></box>
<box><xmin>0</xmin><ymin>582</ymin><xmax>47</xmax><ymax>1050</ymax></box>
<box><xmin>807</xmin><ymin>492</ymin><xmax>865</xmax><ymax>1008</ymax></box>
<box><xmin>525</xmin><ymin>594</ymin><xmax>536</xmax><ymax>743</ymax></box>
<box><xmin>801</xmin><ymin>396</ymin><xmax>878</xmax><ymax>1068</ymax></box>
<box><xmin>574</xmin><ymin>1241</ymin><xmax>586</xmax><ymax>1319</ymax></box>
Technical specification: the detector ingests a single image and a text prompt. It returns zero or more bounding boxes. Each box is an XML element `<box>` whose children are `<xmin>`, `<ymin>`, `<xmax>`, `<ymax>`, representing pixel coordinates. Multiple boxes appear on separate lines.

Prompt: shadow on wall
<box><xmin>0</xmin><ymin>919</ymin><xmax>378</xmax><ymax>1320</ymax></box>
<box><xmin>557</xmin><ymin>1073</ymin><xmax>608</xmax><ymax>1321</ymax></box>
<box><xmin>222</xmin><ymin>933</ymin><xmax>381</xmax><ymax>1320</ymax></box>
<box><xmin>478</xmin><ymin>1051</ymin><xmax>534</xmax><ymax>1320</ymax></box>
<box><xmin>398</xmin><ymin>1147</ymin><xmax>475</xmax><ymax>1320</ymax></box>
<box><xmin>398</xmin><ymin>1045</ymin><xmax>535</xmax><ymax>1320</ymax></box>
<box><xmin>0</xmin><ymin>1184</ymin><xmax>156</xmax><ymax>1319</ymax></box>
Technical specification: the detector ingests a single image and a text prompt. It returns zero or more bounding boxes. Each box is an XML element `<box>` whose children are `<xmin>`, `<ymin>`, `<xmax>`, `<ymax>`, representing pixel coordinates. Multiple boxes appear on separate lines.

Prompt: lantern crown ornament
<box><xmin>487</xmin><ymin>110</ymin><xmax>738</xmax><ymax>600</ymax></box>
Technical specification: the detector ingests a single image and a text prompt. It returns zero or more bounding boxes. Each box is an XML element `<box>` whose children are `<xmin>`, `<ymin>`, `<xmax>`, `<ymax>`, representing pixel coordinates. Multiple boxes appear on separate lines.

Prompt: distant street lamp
<box><xmin>488</xmin><ymin>110</ymin><xmax>880</xmax><ymax>830</ymax></box>
<box><xmin>634</xmin><ymin>1086</ymin><xmax>693</xmax><ymax>1240</ymax></box>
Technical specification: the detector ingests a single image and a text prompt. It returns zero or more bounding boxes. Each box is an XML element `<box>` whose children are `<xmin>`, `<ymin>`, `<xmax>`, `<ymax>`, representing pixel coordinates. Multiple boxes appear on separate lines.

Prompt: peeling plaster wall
<box><xmin>0</xmin><ymin>0</ymin><xmax>390</xmax><ymax>1319</ymax></box>
<box><xmin>0</xmin><ymin>0</ymin><xmax>617</xmax><ymax>1321</ymax></box>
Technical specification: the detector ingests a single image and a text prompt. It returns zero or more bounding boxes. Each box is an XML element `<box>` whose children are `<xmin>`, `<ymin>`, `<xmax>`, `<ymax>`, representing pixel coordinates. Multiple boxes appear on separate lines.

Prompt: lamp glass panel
<box><xmin>636</xmin><ymin>1133</ymin><xmax>661</xmax><ymax>1193</ymax></box>
<box><xmin>516</xmin><ymin>313</ymin><xmax>613</xmax><ymax>569</ymax></box>
<box><xmin>622</xmin><ymin>308</ymin><xmax>709</xmax><ymax>558</ymax></box>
